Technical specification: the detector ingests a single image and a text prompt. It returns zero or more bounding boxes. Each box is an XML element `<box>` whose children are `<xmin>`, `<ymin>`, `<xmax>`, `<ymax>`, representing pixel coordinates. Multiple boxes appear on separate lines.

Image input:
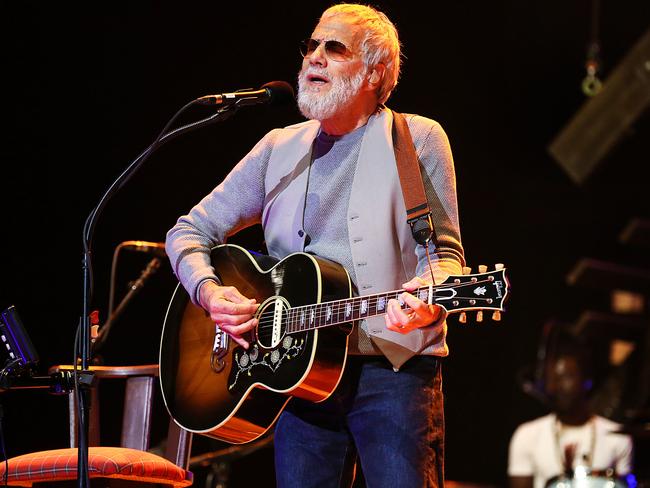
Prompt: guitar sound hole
<box><xmin>255</xmin><ymin>297</ymin><xmax>289</xmax><ymax>349</ymax></box>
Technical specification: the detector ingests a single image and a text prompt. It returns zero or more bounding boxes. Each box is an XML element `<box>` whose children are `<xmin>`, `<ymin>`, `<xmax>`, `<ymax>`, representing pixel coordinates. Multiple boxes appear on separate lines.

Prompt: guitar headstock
<box><xmin>436</xmin><ymin>264</ymin><xmax>509</xmax><ymax>322</ymax></box>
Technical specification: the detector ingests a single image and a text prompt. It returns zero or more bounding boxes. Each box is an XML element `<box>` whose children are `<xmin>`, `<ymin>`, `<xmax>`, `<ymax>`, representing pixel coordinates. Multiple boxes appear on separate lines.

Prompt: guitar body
<box><xmin>159</xmin><ymin>244</ymin><xmax>353</xmax><ymax>444</ymax></box>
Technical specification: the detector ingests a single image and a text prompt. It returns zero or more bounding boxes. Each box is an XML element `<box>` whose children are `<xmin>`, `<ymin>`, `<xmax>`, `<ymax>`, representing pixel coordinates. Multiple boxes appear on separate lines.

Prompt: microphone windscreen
<box><xmin>262</xmin><ymin>81</ymin><xmax>295</xmax><ymax>106</ymax></box>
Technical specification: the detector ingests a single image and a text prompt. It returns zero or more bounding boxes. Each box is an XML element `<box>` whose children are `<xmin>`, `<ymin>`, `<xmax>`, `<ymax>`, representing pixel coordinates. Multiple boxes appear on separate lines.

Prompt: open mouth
<box><xmin>307</xmin><ymin>73</ymin><xmax>330</xmax><ymax>85</ymax></box>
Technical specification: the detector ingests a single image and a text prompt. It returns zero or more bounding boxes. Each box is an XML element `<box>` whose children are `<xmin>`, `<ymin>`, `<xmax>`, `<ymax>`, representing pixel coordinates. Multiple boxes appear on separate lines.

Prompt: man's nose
<box><xmin>307</xmin><ymin>42</ymin><xmax>328</xmax><ymax>67</ymax></box>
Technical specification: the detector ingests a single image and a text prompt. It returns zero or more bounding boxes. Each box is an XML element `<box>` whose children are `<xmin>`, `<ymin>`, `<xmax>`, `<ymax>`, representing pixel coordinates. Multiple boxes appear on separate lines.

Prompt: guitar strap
<box><xmin>391</xmin><ymin>111</ymin><xmax>438</xmax><ymax>247</ymax></box>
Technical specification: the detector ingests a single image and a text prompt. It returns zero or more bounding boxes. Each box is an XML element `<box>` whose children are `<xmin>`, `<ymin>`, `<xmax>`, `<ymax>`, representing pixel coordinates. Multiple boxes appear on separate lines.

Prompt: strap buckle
<box><xmin>407</xmin><ymin>212</ymin><xmax>434</xmax><ymax>246</ymax></box>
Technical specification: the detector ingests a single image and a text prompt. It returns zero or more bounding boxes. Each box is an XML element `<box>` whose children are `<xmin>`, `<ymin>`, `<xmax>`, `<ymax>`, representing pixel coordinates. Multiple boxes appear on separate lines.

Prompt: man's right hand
<box><xmin>199</xmin><ymin>280</ymin><xmax>258</xmax><ymax>349</ymax></box>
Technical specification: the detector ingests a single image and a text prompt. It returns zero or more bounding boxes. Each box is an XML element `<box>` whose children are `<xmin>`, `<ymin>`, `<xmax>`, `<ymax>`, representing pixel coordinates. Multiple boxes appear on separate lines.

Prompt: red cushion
<box><xmin>0</xmin><ymin>447</ymin><xmax>193</xmax><ymax>487</ymax></box>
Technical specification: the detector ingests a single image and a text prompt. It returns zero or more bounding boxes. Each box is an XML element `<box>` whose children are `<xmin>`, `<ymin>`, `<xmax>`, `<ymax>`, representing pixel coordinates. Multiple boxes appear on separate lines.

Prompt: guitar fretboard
<box><xmin>285</xmin><ymin>286</ymin><xmax>433</xmax><ymax>333</ymax></box>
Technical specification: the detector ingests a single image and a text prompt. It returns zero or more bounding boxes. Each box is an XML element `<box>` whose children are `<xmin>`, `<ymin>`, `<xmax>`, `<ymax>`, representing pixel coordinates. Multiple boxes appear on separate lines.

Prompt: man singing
<box><xmin>166</xmin><ymin>4</ymin><xmax>464</xmax><ymax>486</ymax></box>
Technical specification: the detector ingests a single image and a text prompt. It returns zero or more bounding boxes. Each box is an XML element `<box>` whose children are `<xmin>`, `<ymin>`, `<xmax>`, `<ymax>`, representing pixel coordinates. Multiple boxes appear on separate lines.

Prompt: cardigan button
<box><xmin>298</xmin><ymin>230</ymin><xmax>304</xmax><ymax>237</ymax></box>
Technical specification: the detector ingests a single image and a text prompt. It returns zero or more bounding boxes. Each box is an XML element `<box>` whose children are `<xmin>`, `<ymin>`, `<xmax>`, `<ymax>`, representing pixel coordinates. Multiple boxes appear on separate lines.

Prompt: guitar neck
<box><xmin>284</xmin><ymin>281</ymin><xmax>468</xmax><ymax>333</ymax></box>
<box><xmin>274</xmin><ymin>265</ymin><xmax>507</xmax><ymax>334</ymax></box>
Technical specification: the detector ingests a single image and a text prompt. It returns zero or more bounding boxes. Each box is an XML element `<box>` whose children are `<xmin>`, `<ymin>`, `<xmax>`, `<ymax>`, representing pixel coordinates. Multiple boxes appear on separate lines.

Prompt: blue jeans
<box><xmin>274</xmin><ymin>355</ymin><xmax>445</xmax><ymax>488</ymax></box>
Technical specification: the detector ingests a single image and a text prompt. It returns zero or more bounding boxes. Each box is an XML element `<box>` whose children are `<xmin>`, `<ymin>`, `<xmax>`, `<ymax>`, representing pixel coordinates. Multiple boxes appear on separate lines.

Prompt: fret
<box><xmin>325</xmin><ymin>303</ymin><xmax>333</xmax><ymax>324</ymax></box>
<box><xmin>417</xmin><ymin>287</ymin><xmax>429</xmax><ymax>304</ymax></box>
<box><xmin>360</xmin><ymin>298</ymin><xmax>368</xmax><ymax>316</ymax></box>
<box><xmin>377</xmin><ymin>295</ymin><xmax>387</xmax><ymax>313</ymax></box>
<box><xmin>315</xmin><ymin>303</ymin><xmax>325</xmax><ymax>330</ymax></box>
<box><xmin>352</xmin><ymin>298</ymin><xmax>361</xmax><ymax>321</ymax></box>
<box><xmin>347</xmin><ymin>299</ymin><xmax>355</xmax><ymax>321</ymax></box>
<box><xmin>344</xmin><ymin>302</ymin><xmax>353</xmax><ymax>321</ymax></box>
<box><xmin>306</xmin><ymin>305</ymin><xmax>313</xmax><ymax>330</ymax></box>
<box><xmin>286</xmin><ymin>308</ymin><xmax>293</xmax><ymax>333</ymax></box>
<box><xmin>337</xmin><ymin>300</ymin><xmax>344</xmax><ymax>325</ymax></box>
<box><xmin>373</xmin><ymin>295</ymin><xmax>382</xmax><ymax>316</ymax></box>
<box><xmin>312</xmin><ymin>303</ymin><xmax>319</xmax><ymax>329</ymax></box>
<box><xmin>367</xmin><ymin>296</ymin><xmax>378</xmax><ymax>317</ymax></box>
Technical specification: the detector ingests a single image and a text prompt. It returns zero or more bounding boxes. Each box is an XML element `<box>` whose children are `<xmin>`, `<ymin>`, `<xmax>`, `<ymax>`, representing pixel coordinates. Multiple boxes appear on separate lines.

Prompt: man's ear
<box><xmin>368</xmin><ymin>63</ymin><xmax>385</xmax><ymax>87</ymax></box>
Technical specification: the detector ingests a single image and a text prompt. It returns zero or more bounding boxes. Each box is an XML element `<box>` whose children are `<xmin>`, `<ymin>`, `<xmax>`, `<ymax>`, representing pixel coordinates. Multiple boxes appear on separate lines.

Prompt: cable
<box><xmin>424</xmin><ymin>241</ymin><xmax>437</xmax><ymax>286</ymax></box>
<box><xmin>108</xmin><ymin>243</ymin><xmax>125</xmax><ymax>318</ymax></box>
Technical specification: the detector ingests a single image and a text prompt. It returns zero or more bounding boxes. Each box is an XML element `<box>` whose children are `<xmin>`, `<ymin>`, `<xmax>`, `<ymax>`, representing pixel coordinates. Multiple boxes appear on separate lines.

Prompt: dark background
<box><xmin>2</xmin><ymin>1</ymin><xmax>649</xmax><ymax>486</ymax></box>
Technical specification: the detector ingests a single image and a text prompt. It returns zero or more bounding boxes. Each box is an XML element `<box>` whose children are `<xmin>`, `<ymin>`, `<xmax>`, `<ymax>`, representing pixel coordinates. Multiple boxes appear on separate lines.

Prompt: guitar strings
<box><xmin>256</xmin><ymin>297</ymin><xmax>500</xmax><ymax>335</ymax></box>
<box><xmin>253</xmin><ymin>282</ymin><xmax>490</xmax><ymax>328</ymax></box>
<box><xmin>253</xmin><ymin>276</ymin><xmax>497</xmax><ymax>321</ymax></box>
<box><xmin>254</xmin><ymin>277</ymin><xmax>501</xmax><ymax>333</ymax></box>
<box><xmin>256</xmin><ymin>295</ymin><xmax>501</xmax><ymax>336</ymax></box>
<box><xmin>254</xmin><ymin>287</ymin><xmax>412</xmax><ymax>327</ymax></box>
<box><xmin>254</xmin><ymin>277</ymin><xmax>499</xmax><ymax>329</ymax></box>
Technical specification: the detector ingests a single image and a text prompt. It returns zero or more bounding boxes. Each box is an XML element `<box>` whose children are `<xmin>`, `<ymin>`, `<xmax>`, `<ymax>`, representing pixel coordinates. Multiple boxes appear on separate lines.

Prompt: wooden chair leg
<box><xmin>121</xmin><ymin>375</ymin><xmax>155</xmax><ymax>450</ymax></box>
<box><xmin>165</xmin><ymin>418</ymin><xmax>193</xmax><ymax>471</ymax></box>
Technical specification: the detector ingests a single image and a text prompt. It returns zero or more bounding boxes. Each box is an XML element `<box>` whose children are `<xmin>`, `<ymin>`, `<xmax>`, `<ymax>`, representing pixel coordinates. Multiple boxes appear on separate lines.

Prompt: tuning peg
<box><xmin>459</xmin><ymin>312</ymin><xmax>467</xmax><ymax>324</ymax></box>
<box><xmin>478</xmin><ymin>265</ymin><xmax>487</xmax><ymax>273</ymax></box>
<box><xmin>495</xmin><ymin>263</ymin><xmax>504</xmax><ymax>270</ymax></box>
<box><xmin>492</xmin><ymin>311</ymin><xmax>501</xmax><ymax>321</ymax></box>
<box><xmin>462</xmin><ymin>266</ymin><xmax>472</xmax><ymax>275</ymax></box>
<box><xmin>476</xmin><ymin>310</ymin><xmax>483</xmax><ymax>322</ymax></box>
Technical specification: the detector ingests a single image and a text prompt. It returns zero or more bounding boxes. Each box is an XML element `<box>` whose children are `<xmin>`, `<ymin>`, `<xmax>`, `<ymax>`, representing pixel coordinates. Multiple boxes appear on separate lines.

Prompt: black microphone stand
<box><xmin>76</xmin><ymin>101</ymin><xmax>240</xmax><ymax>488</ymax></box>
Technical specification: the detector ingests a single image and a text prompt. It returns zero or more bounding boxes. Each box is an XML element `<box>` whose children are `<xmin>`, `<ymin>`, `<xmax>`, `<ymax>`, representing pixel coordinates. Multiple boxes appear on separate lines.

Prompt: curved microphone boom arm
<box><xmin>76</xmin><ymin>80</ymin><xmax>294</xmax><ymax>488</ymax></box>
<box><xmin>80</xmin><ymin>103</ymin><xmax>239</xmax><ymax>358</ymax></box>
<box><xmin>76</xmin><ymin>95</ymin><xmax>255</xmax><ymax>488</ymax></box>
<box><xmin>82</xmin><ymin>104</ymin><xmax>239</xmax><ymax>248</ymax></box>
<box><xmin>76</xmin><ymin>99</ymin><xmax>240</xmax><ymax>488</ymax></box>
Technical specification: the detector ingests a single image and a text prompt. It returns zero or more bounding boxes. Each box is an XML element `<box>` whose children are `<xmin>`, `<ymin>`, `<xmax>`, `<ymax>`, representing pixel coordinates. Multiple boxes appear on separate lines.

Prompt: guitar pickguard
<box><xmin>228</xmin><ymin>335</ymin><xmax>307</xmax><ymax>392</ymax></box>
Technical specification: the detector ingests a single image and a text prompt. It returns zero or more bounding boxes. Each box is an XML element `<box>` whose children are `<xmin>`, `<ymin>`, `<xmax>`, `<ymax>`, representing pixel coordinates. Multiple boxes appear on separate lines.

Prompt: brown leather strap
<box><xmin>391</xmin><ymin>111</ymin><xmax>437</xmax><ymax>245</ymax></box>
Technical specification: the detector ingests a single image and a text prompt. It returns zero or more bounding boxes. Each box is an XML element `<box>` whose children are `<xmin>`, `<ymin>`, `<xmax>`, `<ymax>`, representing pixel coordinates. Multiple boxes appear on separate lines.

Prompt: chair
<box><xmin>0</xmin><ymin>364</ymin><xmax>193</xmax><ymax>487</ymax></box>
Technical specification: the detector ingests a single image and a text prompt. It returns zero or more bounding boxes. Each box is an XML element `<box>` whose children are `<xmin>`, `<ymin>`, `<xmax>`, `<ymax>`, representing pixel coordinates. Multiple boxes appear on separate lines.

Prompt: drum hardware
<box><xmin>545</xmin><ymin>468</ymin><xmax>629</xmax><ymax>488</ymax></box>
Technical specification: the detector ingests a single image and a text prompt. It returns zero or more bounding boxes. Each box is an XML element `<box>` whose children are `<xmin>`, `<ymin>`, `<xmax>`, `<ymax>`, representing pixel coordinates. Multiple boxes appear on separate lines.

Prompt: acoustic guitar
<box><xmin>159</xmin><ymin>244</ymin><xmax>509</xmax><ymax>443</ymax></box>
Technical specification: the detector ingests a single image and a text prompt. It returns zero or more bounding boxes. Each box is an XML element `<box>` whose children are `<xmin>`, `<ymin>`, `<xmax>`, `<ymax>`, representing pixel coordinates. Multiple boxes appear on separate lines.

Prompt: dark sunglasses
<box><xmin>300</xmin><ymin>38</ymin><xmax>353</xmax><ymax>61</ymax></box>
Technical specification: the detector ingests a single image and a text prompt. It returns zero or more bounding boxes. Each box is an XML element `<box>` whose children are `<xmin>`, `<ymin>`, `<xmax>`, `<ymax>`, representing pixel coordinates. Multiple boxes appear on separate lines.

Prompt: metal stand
<box><xmin>76</xmin><ymin>103</ymin><xmax>239</xmax><ymax>487</ymax></box>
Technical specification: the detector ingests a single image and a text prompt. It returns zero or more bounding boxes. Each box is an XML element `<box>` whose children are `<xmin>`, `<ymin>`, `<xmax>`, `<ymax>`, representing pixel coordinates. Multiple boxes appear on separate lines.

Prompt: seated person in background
<box><xmin>508</xmin><ymin>340</ymin><xmax>633</xmax><ymax>488</ymax></box>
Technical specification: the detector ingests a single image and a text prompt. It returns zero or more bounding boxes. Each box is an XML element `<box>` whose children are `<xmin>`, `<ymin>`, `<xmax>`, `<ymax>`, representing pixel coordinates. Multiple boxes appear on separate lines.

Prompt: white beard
<box><xmin>297</xmin><ymin>68</ymin><xmax>366</xmax><ymax>121</ymax></box>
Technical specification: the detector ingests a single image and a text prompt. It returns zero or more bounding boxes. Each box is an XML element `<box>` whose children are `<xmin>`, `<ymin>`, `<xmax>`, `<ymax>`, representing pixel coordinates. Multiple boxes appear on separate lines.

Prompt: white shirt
<box><xmin>508</xmin><ymin>414</ymin><xmax>633</xmax><ymax>488</ymax></box>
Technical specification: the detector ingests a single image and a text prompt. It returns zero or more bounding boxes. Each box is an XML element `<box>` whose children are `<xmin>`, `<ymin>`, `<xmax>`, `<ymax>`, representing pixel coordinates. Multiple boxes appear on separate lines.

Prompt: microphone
<box><xmin>196</xmin><ymin>81</ymin><xmax>295</xmax><ymax>107</ymax></box>
<box><xmin>120</xmin><ymin>240</ymin><xmax>167</xmax><ymax>258</ymax></box>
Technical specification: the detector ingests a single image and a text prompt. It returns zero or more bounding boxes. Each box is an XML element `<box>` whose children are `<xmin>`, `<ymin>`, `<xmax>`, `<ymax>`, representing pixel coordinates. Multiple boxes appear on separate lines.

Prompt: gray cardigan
<box><xmin>166</xmin><ymin>108</ymin><xmax>464</xmax><ymax>369</ymax></box>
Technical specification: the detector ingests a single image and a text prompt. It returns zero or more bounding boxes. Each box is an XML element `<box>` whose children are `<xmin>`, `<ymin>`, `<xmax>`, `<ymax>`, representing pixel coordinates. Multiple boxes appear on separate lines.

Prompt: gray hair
<box><xmin>320</xmin><ymin>4</ymin><xmax>401</xmax><ymax>104</ymax></box>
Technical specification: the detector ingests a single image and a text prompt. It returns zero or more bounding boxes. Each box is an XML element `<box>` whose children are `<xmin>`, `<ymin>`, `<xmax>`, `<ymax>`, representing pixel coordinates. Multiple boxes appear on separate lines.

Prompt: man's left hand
<box><xmin>385</xmin><ymin>276</ymin><xmax>444</xmax><ymax>334</ymax></box>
